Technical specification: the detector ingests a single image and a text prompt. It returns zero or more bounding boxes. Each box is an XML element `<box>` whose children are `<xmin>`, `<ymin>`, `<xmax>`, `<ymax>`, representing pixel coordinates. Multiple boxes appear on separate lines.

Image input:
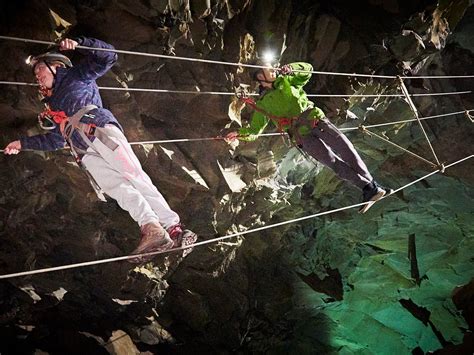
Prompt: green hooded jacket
<box><xmin>238</xmin><ymin>62</ymin><xmax>325</xmax><ymax>141</ymax></box>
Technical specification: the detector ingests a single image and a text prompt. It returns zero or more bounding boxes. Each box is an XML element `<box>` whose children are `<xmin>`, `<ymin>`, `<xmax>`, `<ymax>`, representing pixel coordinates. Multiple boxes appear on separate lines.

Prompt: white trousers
<box><xmin>81</xmin><ymin>124</ymin><xmax>180</xmax><ymax>228</ymax></box>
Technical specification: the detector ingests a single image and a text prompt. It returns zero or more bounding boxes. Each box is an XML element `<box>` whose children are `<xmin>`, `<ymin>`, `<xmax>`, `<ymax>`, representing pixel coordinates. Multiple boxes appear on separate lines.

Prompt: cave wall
<box><xmin>0</xmin><ymin>0</ymin><xmax>473</xmax><ymax>353</ymax></box>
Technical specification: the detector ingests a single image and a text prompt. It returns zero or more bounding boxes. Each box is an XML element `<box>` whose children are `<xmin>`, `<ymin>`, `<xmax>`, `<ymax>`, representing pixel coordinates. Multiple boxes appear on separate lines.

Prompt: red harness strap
<box><xmin>39</xmin><ymin>106</ymin><xmax>68</xmax><ymax>124</ymax></box>
<box><xmin>39</xmin><ymin>105</ymin><xmax>99</xmax><ymax>138</ymax></box>
<box><xmin>240</xmin><ymin>97</ymin><xmax>296</xmax><ymax>133</ymax></box>
<box><xmin>239</xmin><ymin>96</ymin><xmax>319</xmax><ymax>146</ymax></box>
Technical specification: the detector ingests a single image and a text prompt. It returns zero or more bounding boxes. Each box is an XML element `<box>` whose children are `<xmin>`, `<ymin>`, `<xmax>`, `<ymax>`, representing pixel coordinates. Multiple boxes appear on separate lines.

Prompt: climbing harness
<box><xmin>61</xmin><ymin>105</ymin><xmax>118</xmax><ymax>154</ymax></box>
<box><xmin>60</xmin><ymin>105</ymin><xmax>109</xmax><ymax>202</ymax></box>
<box><xmin>38</xmin><ymin>106</ymin><xmax>68</xmax><ymax>130</ymax></box>
<box><xmin>238</xmin><ymin>95</ymin><xmax>296</xmax><ymax>134</ymax></box>
<box><xmin>238</xmin><ymin>95</ymin><xmax>319</xmax><ymax>147</ymax></box>
<box><xmin>237</xmin><ymin>95</ymin><xmax>292</xmax><ymax>147</ymax></box>
<box><xmin>238</xmin><ymin>95</ymin><xmax>330</xmax><ymax>171</ymax></box>
<box><xmin>239</xmin><ymin>94</ymin><xmax>332</xmax><ymax>159</ymax></box>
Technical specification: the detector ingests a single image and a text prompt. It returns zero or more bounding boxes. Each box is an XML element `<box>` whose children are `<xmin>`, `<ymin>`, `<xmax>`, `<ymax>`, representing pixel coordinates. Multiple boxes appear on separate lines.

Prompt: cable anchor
<box><xmin>465</xmin><ymin>110</ymin><xmax>474</xmax><ymax>123</ymax></box>
<box><xmin>358</xmin><ymin>124</ymin><xmax>370</xmax><ymax>135</ymax></box>
<box><xmin>437</xmin><ymin>163</ymin><xmax>446</xmax><ymax>173</ymax></box>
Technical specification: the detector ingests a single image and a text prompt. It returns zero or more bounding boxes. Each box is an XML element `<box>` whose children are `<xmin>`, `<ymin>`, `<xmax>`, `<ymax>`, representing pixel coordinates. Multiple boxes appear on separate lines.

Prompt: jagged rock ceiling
<box><xmin>0</xmin><ymin>0</ymin><xmax>473</xmax><ymax>354</ymax></box>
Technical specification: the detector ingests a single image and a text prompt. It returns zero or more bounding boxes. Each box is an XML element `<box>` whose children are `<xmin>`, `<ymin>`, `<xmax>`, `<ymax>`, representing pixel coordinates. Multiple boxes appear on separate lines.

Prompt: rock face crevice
<box><xmin>0</xmin><ymin>1</ymin><xmax>473</xmax><ymax>353</ymax></box>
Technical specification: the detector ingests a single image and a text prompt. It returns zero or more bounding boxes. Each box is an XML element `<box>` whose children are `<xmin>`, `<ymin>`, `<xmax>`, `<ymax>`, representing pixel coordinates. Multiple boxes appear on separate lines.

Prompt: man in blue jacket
<box><xmin>3</xmin><ymin>37</ymin><xmax>196</xmax><ymax>262</ymax></box>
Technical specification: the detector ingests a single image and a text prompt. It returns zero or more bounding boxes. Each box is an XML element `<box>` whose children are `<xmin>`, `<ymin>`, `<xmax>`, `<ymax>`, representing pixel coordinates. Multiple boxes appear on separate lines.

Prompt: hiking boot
<box><xmin>374</xmin><ymin>181</ymin><xmax>394</xmax><ymax>196</ymax></box>
<box><xmin>129</xmin><ymin>222</ymin><xmax>173</xmax><ymax>263</ymax></box>
<box><xmin>359</xmin><ymin>181</ymin><xmax>386</xmax><ymax>214</ymax></box>
<box><xmin>167</xmin><ymin>224</ymin><xmax>198</xmax><ymax>257</ymax></box>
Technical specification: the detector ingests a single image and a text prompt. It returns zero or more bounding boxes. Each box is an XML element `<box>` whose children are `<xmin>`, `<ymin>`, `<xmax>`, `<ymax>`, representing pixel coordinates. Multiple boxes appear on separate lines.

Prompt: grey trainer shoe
<box><xmin>359</xmin><ymin>182</ymin><xmax>386</xmax><ymax>214</ymax></box>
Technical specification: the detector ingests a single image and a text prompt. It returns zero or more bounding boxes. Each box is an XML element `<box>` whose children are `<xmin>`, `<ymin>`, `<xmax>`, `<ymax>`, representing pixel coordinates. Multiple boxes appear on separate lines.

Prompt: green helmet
<box><xmin>26</xmin><ymin>52</ymin><xmax>73</xmax><ymax>69</ymax></box>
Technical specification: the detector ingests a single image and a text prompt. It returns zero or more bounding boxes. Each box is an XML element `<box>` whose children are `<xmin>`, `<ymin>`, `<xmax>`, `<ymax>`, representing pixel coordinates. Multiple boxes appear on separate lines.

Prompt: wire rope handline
<box><xmin>466</xmin><ymin>110</ymin><xmax>474</xmax><ymax>123</ymax></box>
<box><xmin>1</xmin><ymin>80</ymin><xmax>473</xmax><ymax>98</ymax></box>
<box><xmin>2</xmin><ymin>35</ymin><xmax>474</xmax><ymax>80</ymax></box>
<box><xmin>236</xmin><ymin>94</ymin><xmax>463</xmax><ymax>168</ymax></box>
<box><xmin>359</xmin><ymin>125</ymin><xmax>437</xmax><ymax>168</ymax></box>
<box><xmin>340</xmin><ymin>110</ymin><xmax>470</xmax><ymax>131</ymax></box>
<box><xmin>127</xmin><ymin>107</ymin><xmax>472</xmax><ymax>144</ymax></box>
<box><xmin>398</xmin><ymin>77</ymin><xmax>442</xmax><ymax>167</ymax></box>
<box><xmin>0</xmin><ymin>154</ymin><xmax>471</xmax><ymax>280</ymax></box>
<box><xmin>0</xmin><ymin>110</ymin><xmax>471</xmax><ymax>153</ymax></box>
<box><xmin>308</xmin><ymin>91</ymin><xmax>474</xmax><ymax>98</ymax></box>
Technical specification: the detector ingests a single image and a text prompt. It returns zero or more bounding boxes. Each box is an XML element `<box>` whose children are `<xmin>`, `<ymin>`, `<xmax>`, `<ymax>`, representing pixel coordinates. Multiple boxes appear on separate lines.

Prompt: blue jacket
<box><xmin>20</xmin><ymin>37</ymin><xmax>123</xmax><ymax>152</ymax></box>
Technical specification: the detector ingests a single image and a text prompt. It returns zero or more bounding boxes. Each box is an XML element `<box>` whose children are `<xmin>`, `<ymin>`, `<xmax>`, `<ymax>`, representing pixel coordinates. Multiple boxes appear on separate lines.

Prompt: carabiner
<box><xmin>38</xmin><ymin>113</ymin><xmax>57</xmax><ymax>130</ymax></box>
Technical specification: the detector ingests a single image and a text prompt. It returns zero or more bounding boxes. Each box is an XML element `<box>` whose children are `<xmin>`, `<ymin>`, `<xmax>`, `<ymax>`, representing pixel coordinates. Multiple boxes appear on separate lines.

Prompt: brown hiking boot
<box><xmin>167</xmin><ymin>224</ymin><xmax>198</xmax><ymax>257</ymax></box>
<box><xmin>129</xmin><ymin>222</ymin><xmax>173</xmax><ymax>263</ymax></box>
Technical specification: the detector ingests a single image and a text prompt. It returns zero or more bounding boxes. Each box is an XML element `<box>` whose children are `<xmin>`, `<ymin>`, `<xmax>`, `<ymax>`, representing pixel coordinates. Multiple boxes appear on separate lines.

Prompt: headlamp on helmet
<box><xmin>26</xmin><ymin>52</ymin><xmax>73</xmax><ymax>70</ymax></box>
<box><xmin>261</xmin><ymin>50</ymin><xmax>276</xmax><ymax>66</ymax></box>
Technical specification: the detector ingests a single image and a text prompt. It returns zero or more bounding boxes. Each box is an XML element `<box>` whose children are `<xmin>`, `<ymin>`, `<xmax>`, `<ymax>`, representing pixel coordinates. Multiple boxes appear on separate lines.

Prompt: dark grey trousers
<box><xmin>298</xmin><ymin>118</ymin><xmax>373</xmax><ymax>190</ymax></box>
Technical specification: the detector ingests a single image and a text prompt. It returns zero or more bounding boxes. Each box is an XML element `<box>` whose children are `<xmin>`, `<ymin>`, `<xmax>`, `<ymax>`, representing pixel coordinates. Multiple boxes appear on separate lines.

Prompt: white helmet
<box><xmin>26</xmin><ymin>52</ymin><xmax>73</xmax><ymax>70</ymax></box>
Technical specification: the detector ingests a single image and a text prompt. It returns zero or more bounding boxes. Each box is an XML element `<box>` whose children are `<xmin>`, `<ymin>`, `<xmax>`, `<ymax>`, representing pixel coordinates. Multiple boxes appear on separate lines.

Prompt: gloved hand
<box><xmin>278</xmin><ymin>64</ymin><xmax>293</xmax><ymax>75</ymax></box>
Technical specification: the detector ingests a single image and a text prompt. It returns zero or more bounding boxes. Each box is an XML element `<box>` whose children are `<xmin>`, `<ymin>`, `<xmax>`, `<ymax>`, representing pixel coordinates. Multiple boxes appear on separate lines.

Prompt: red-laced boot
<box><xmin>167</xmin><ymin>224</ymin><xmax>198</xmax><ymax>257</ymax></box>
<box><xmin>129</xmin><ymin>222</ymin><xmax>173</xmax><ymax>263</ymax></box>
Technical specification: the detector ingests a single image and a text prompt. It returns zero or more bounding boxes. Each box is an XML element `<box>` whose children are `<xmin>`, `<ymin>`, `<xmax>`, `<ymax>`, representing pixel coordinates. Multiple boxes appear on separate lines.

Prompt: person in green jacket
<box><xmin>226</xmin><ymin>62</ymin><xmax>392</xmax><ymax>213</ymax></box>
